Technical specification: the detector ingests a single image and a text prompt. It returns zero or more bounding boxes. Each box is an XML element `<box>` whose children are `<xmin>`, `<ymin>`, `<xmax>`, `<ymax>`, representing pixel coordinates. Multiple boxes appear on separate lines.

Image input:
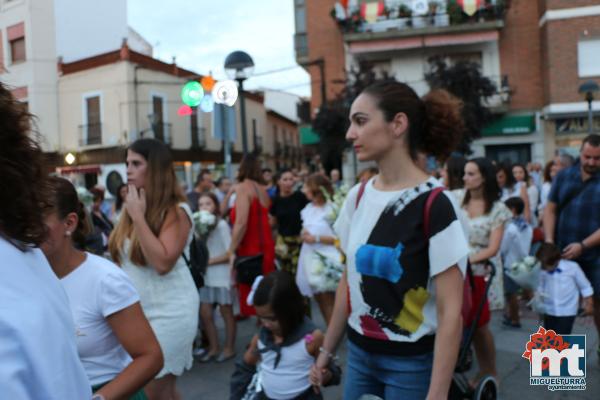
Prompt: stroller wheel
<box><xmin>472</xmin><ymin>376</ymin><xmax>497</xmax><ymax>400</ymax></box>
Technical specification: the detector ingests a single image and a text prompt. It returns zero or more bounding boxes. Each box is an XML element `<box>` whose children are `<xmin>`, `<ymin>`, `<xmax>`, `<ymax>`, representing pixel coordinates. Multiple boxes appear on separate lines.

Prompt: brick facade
<box><xmin>499</xmin><ymin>0</ymin><xmax>544</xmax><ymax>110</ymax></box>
<box><xmin>541</xmin><ymin>15</ymin><xmax>600</xmax><ymax>104</ymax></box>
<box><xmin>304</xmin><ymin>0</ymin><xmax>346</xmax><ymax>114</ymax></box>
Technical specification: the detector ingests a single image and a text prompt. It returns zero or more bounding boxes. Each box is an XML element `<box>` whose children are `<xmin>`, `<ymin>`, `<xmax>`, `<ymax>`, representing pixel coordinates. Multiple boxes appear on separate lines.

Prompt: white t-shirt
<box><xmin>61</xmin><ymin>253</ymin><xmax>140</xmax><ymax>385</ymax></box>
<box><xmin>500</xmin><ymin>219</ymin><xmax>533</xmax><ymax>270</ymax></box>
<box><xmin>205</xmin><ymin>219</ymin><xmax>232</xmax><ymax>288</ymax></box>
<box><xmin>0</xmin><ymin>237</ymin><xmax>91</xmax><ymax>399</ymax></box>
<box><xmin>538</xmin><ymin>259</ymin><xmax>594</xmax><ymax>316</ymax></box>
<box><xmin>334</xmin><ymin>178</ymin><xmax>468</xmax><ymax>354</ymax></box>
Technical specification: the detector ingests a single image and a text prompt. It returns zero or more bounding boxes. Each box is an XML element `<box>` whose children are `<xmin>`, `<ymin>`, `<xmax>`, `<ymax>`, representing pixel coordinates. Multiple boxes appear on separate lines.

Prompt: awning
<box><xmin>56</xmin><ymin>165</ymin><xmax>101</xmax><ymax>175</ymax></box>
<box><xmin>482</xmin><ymin>114</ymin><xmax>535</xmax><ymax>136</ymax></box>
<box><xmin>300</xmin><ymin>126</ymin><xmax>320</xmax><ymax>145</ymax></box>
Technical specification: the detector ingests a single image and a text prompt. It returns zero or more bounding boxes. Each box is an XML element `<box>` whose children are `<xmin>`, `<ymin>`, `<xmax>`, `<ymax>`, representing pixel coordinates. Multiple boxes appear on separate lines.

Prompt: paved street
<box><xmin>177</xmin><ymin>302</ymin><xmax>599</xmax><ymax>399</ymax></box>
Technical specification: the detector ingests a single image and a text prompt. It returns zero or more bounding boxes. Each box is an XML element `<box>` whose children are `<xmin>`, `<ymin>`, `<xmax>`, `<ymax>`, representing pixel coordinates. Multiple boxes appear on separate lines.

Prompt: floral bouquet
<box><xmin>505</xmin><ymin>256</ymin><xmax>541</xmax><ymax>290</ymax></box>
<box><xmin>322</xmin><ymin>183</ymin><xmax>350</xmax><ymax>226</ymax></box>
<box><xmin>307</xmin><ymin>251</ymin><xmax>344</xmax><ymax>293</ymax></box>
<box><xmin>192</xmin><ymin>210</ymin><xmax>217</xmax><ymax>239</ymax></box>
<box><xmin>76</xmin><ymin>186</ymin><xmax>94</xmax><ymax>210</ymax></box>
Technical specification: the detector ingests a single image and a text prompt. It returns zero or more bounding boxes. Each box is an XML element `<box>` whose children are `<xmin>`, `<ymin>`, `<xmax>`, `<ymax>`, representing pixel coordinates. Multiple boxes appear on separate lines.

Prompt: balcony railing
<box><xmin>79</xmin><ymin>123</ymin><xmax>102</xmax><ymax>147</ymax></box>
<box><xmin>335</xmin><ymin>1</ymin><xmax>507</xmax><ymax>35</ymax></box>
<box><xmin>191</xmin><ymin>127</ymin><xmax>206</xmax><ymax>148</ymax></box>
<box><xmin>274</xmin><ymin>142</ymin><xmax>283</xmax><ymax>157</ymax></box>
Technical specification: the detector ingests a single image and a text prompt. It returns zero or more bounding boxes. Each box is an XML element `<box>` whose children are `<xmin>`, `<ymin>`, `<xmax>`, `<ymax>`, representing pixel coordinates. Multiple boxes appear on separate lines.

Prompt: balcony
<box><xmin>337</xmin><ymin>1</ymin><xmax>506</xmax><ymax>55</ymax></box>
<box><xmin>79</xmin><ymin>123</ymin><xmax>102</xmax><ymax>147</ymax></box>
<box><xmin>274</xmin><ymin>142</ymin><xmax>283</xmax><ymax>157</ymax></box>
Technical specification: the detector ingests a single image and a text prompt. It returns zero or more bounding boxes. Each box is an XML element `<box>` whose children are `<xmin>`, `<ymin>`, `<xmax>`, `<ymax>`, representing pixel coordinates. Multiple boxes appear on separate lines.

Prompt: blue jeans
<box><xmin>343</xmin><ymin>340</ymin><xmax>433</xmax><ymax>400</ymax></box>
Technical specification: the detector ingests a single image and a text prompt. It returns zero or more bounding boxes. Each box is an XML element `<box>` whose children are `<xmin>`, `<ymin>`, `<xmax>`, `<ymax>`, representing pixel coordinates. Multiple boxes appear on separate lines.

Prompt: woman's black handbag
<box><xmin>234</xmin><ymin>254</ymin><xmax>263</xmax><ymax>284</ymax></box>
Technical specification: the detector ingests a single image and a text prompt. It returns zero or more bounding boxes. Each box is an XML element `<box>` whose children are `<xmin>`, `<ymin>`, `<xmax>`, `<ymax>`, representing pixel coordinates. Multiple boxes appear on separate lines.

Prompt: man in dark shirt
<box><xmin>187</xmin><ymin>169</ymin><xmax>214</xmax><ymax>212</ymax></box>
<box><xmin>544</xmin><ymin>134</ymin><xmax>600</xmax><ymax>355</ymax></box>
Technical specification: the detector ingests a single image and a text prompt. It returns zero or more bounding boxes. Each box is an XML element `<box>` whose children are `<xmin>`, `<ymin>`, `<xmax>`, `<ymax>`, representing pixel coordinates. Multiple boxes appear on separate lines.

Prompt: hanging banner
<box><xmin>458</xmin><ymin>0</ymin><xmax>482</xmax><ymax>16</ymax></box>
<box><xmin>412</xmin><ymin>0</ymin><xmax>429</xmax><ymax>16</ymax></box>
<box><xmin>360</xmin><ymin>1</ymin><xmax>384</xmax><ymax>23</ymax></box>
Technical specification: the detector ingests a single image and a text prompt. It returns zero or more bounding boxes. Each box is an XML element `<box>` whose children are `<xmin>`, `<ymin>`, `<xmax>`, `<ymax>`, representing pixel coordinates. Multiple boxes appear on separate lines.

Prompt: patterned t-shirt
<box><xmin>334</xmin><ymin>177</ymin><xmax>469</xmax><ymax>355</ymax></box>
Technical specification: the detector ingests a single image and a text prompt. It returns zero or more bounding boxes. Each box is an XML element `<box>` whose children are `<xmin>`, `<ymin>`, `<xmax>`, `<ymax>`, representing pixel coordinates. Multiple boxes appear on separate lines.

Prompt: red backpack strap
<box><xmin>355</xmin><ymin>180</ymin><xmax>368</xmax><ymax>209</ymax></box>
<box><xmin>423</xmin><ymin>187</ymin><xmax>445</xmax><ymax>240</ymax></box>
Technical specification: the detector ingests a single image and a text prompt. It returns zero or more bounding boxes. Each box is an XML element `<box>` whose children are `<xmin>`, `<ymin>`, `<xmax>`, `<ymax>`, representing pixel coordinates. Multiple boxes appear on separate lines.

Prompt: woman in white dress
<box><xmin>297</xmin><ymin>173</ymin><xmax>341</xmax><ymax>325</ymax></box>
<box><xmin>109</xmin><ymin>138</ymin><xmax>200</xmax><ymax>400</ymax></box>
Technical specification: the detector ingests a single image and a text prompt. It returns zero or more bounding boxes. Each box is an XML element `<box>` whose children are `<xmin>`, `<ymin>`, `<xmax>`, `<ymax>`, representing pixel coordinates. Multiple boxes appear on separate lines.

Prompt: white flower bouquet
<box><xmin>322</xmin><ymin>184</ymin><xmax>350</xmax><ymax>226</ymax></box>
<box><xmin>506</xmin><ymin>256</ymin><xmax>541</xmax><ymax>290</ymax></box>
<box><xmin>307</xmin><ymin>251</ymin><xmax>344</xmax><ymax>293</ymax></box>
<box><xmin>192</xmin><ymin>210</ymin><xmax>217</xmax><ymax>239</ymax></box>
<box><xmin>76</xmin><ymin>186</ymin><xmax>94</xmax><ymax>209</ymax></box>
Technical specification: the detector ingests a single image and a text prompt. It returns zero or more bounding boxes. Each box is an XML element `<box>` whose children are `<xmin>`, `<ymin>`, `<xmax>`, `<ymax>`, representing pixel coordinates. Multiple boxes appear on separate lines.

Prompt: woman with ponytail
<box><xmin>41</xmin><ymin>177</ymin><xmax>163</xmax><ymax>400</ymax></box>
<box><xmin>310</xmin><ymin>81</ymin><xmax>469</xmax><ymax>399</ymax></box>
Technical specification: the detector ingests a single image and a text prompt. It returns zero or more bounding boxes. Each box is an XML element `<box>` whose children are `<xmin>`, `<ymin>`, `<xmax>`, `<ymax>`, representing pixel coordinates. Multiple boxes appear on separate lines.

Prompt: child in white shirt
<box><xmin>501</xmin><ymin>197</ymin><xmax>532</xmax><ymax>328</ymax></box>
<box><xmin>536</xmin><ymin>243</ymin><xmax>594</xmax><ymax>335</ymax></box>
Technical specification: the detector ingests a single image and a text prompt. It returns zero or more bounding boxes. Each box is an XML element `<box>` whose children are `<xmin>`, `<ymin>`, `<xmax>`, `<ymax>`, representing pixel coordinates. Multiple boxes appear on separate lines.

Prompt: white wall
<box><xmin>54</xmin><ymin>0</ymin><xmax>128</xmax><ymax>62</ymax></box>
<box><xmin>264</xmin><ymin>90</ymin><xmax>300</xmax><ymax>123</ymax></box>
<box><xmin>0</xmin><ymin>0</ymin><xmax>60</xmax><ymax>152</ymax></box>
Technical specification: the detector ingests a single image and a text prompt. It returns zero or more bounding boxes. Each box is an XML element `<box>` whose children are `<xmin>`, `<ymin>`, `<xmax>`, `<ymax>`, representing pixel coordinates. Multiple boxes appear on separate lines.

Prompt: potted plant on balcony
<box><xmin>397</xmin><ymin>4</ymin><xmax>412</xmax><ymax>29</ymax></box>
<box><xmin>430</xmin><ymin>1</ymin><xmax>450</xmax><ymax>26</ymax></box>
<box><xmin>447</xmin><ymin>0</ymin><xmax>467</xmax><ymax>25</ymax></box>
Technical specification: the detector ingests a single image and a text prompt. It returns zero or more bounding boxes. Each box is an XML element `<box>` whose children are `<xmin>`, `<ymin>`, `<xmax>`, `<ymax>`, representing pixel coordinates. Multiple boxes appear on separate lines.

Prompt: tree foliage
<box><xmin>425</xmin><ymin>56</ymin><xmax>498</xmax><ymax>154</ymax></box>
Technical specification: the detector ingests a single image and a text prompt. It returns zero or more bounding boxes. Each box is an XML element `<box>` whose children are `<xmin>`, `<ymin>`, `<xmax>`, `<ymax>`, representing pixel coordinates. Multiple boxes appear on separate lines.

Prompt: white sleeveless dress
<box><xmin>122</xmin><ymin>203</ymin><xmax>200</xmax><ymax>377</ymax></box>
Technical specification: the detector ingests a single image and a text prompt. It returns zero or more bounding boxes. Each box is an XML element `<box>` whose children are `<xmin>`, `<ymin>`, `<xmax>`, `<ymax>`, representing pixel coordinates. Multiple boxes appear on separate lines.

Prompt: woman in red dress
<box><xmin>228</xmin><ymin>154</ymin><xmax>275</xmax><ymax>316</ymax></box>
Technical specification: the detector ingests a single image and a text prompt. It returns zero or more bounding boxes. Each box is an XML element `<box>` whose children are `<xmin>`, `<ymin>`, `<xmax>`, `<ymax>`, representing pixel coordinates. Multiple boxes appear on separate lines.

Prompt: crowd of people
<box><xmin>2</xmin><ymin>77</ymin><xmax>600</xmax><ymax>400</ymax></box>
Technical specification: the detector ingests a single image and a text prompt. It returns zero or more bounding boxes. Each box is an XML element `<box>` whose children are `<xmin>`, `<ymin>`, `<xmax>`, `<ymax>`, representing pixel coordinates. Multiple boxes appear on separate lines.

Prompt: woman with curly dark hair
<box><xmin>310</xmin><ymin>81</ymin><xmax>470</xmax><ymax>399</ymax></box>
<box><xmin>0</xmin><ymin>82</ymin><xmax>91</xmax><ymax>398</ymax></box>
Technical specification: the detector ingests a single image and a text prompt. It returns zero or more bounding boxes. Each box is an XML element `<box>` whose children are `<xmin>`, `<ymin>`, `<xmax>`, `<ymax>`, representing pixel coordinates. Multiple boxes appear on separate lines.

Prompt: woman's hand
<box><xmin>309</xmin><ymin>352</ymin><xmax>330</xmax><ymax>393</ymax></box>
<box><xmin>301</xmin><ymin>229</ymin><xmax>316</xmax><ymax>244</ymax></box>
<box><xmin>124</xmin><ymin>184</ymin><xmax>146</xmax><ymax>223</ymax></box>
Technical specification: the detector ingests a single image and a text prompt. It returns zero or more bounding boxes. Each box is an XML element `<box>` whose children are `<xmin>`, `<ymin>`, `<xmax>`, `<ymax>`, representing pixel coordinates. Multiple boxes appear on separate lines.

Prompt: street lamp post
<box><xmin>224</xmin><ymin>51</ymin><xmax>254</xmax><ymax>155</ymax></box>
<box><xmin>578</xmin><ymin>80</ymin><xmax>600</xmax><ymax>134</ymax></box>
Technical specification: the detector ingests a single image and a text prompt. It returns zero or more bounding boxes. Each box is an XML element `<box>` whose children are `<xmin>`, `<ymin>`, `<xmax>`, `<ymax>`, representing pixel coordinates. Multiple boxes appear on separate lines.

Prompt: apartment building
<box><xmin>294</xmin><ymin>0</ymin><xmax>600</xmax><ymax>164</ymax></box>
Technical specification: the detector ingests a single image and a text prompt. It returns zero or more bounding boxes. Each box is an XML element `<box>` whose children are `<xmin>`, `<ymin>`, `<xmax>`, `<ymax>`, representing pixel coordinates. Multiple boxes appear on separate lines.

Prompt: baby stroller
<box><xmin>449</xmin><ymin>261</ymin><xmax>498</xmax><ymax>400</ymax></box>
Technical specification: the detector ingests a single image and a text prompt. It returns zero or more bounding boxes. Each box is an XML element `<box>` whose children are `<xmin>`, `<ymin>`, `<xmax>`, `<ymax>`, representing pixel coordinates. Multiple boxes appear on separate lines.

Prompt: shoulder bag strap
<box><xmin>355</xmin><ymin>180</ymin><xmax>368</xmax><ymax>209</ymax></box>
<box><xmin>423</xmin><ymin>187</ymin><xmax>445</xmax><ymax>240</ymax></box>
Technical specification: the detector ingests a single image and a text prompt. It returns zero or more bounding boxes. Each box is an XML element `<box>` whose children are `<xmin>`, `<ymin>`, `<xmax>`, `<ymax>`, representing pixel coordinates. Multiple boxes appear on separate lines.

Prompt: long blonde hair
<box><xmin>109</xmin><ymin>139</ymin><xmax>186</xmax><ymax>265</ymax></box>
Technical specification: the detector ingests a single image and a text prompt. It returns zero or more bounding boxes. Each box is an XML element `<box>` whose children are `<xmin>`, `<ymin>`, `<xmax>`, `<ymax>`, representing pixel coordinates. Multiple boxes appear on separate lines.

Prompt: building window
<box><xmin>152</xmin><ymin>95</ymin><xmax>166</xmax><ymax>143</ymax></box>
<box><xmin>84</xmin><ymin>95</ymin><xmax>102</xmax><ymax>145</ymax></box>
<box><xmin>7</xmin><ymin>22</ymin><xmax>25</xmax><ymax>64</ymax></box>
<box><xmin>578</xmin><ymin>39</ymin><xmax>600</xmax><ymax>77</ymax></box>
<box><xmin>294</xmin><ymin>0</ymin><xmax>306</xmax><ymax>33</ymax></box>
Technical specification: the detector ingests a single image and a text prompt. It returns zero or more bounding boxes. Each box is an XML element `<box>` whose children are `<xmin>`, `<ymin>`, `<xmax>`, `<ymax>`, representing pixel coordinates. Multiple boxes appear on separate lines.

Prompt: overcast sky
<box><xmin>128</xmin><ymin>0</ymin><xmax>311</xmax><ymax>98</ymax></box>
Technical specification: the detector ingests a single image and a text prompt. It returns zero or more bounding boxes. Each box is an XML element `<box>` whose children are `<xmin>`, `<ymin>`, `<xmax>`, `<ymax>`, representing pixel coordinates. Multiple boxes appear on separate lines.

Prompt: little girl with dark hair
<box><xmin>231</xmin><ymin>271</ymin><xmax>339</xmax><ymax>400</ymax></box>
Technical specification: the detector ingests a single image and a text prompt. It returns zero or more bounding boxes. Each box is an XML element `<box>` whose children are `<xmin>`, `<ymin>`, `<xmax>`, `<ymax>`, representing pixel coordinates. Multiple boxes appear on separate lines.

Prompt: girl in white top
<box><xmin>240</xmin><ymin>272</ymin><xmax>335</xmax><ymax>400</ymax></box>
<box><xmin>41</xmin><ymin>177</ymin><xmax>162</xmax><ymax>400</ymax></box>
<box><xmin>497</xmin><ymin>164</ymin><xmax>532</xmax><ymax>225</ymax></box>
<box><xmin>512</xmin><ymin>163</ymin><xmax>539</xmax><ymax>226</ymax></box>
<box><xmin>538</xmin><ymin>160</ymin><xmax>558</xmax><ymax>218</ymax></box>
<box><xmin>297</xmin><ymin>173</ymin><xmax>341</xmax><ymax>325</ymax></box>
<box><xmin>109</xmin><ymin>139</ymin><xmax>200</xmax><ymax>400</ymax></box>
<box><xmin>197</xmin><ymin>192</ymin><xmax>236</xmax><ymax>363</ymax></box>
